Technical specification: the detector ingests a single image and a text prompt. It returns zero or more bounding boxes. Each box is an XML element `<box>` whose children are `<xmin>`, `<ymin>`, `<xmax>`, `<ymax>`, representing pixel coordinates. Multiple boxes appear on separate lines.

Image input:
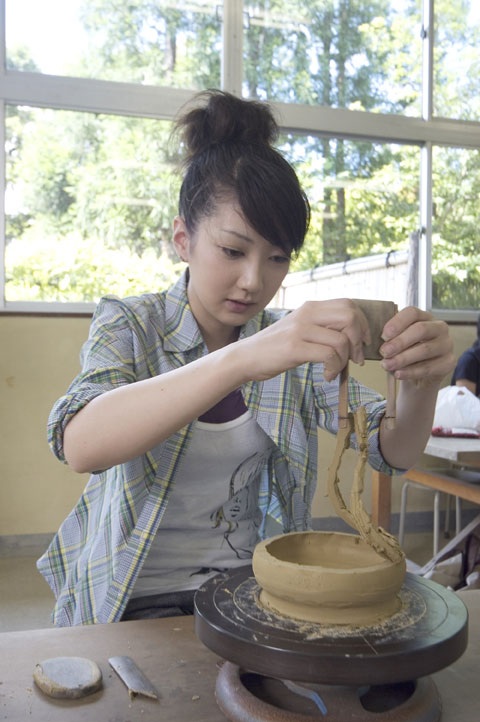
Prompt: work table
<box><xmin>0</xmin><ymin>590</ymin><xmax>478</xmax><ymax>721</ymax></box>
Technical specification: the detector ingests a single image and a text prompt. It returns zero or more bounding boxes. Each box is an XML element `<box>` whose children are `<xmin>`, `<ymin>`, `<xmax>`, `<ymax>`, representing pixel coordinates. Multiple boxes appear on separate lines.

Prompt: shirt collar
<box><xmin>163</xmin><ymin>271</ymin><xmax>204</xmax><ymax>353</ymax></box>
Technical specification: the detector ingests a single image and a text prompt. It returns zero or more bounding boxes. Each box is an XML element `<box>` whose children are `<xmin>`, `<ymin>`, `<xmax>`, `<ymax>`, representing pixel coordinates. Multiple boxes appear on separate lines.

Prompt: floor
<box><xmin>0</xmin><ymin>552</ymin><xmax>55</xmax><ymax>633</ymax></box>
<box><xmin>0</xmin><ymin>531</ymin><xmax>439</xmax><ymax>634</ymax></box>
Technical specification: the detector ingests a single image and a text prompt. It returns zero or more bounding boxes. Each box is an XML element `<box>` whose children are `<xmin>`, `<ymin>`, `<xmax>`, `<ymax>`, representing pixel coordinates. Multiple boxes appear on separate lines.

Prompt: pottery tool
<box><xmin>33</xmin><ymin>656</ymin><xmax>103</xmax><ymax>699</ymax></box>
<box><xmin>332</xmin><ymin>299</ymin><xmax>402</xmax><ymax>563</ymax></box>
<box><xmin>339</xmin><ymin>299</ymin><xmax>397</xmax><ymax>430</ymax></box>
<box><xmin>108</xmin><ymin>655</ymin><xmax>159</xmax><ymax>700</ymax></box>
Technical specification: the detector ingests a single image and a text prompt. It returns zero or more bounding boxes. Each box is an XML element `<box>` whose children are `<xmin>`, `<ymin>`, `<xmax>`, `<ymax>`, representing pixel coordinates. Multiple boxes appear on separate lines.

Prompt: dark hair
<box><xmin>173</xmin><ymin>90</ymin><xmax>310</xmax><ymax>256</ymax></box>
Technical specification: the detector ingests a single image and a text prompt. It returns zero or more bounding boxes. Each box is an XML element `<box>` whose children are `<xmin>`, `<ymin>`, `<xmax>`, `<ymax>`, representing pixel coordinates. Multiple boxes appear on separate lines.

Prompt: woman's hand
<box><xmin>240</xmin><ymin>299</ymin><xmax>372</xmax><ymax>382</ymax></box>
<box><xmin>379</xmin><ymin>307</ymin><xmax>455</xmax><ymax>386</ymax></box>
<box><xmin>378</xmin><ymin>307</ymin><xmax>455</xmax><ymax>468</ymax></box>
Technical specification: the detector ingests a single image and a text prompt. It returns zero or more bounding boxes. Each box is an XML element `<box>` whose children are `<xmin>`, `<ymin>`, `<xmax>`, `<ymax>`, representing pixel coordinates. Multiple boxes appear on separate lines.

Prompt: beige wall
<box><xmin>0</xmin><ymin>315</ymin><xmax>476</xmax><ymax>538</ymax></box>
<box><xmin>0</xmin><ymin>315</ymin><xmax>91</xmax><ymax>537</ymax></box>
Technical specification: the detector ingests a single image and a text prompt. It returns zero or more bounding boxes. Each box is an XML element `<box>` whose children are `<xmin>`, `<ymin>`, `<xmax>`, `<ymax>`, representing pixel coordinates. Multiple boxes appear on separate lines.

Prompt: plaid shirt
<box><xmin>37</xmin><ymin>272</ymin><xmax>392</xmax><ymax>626</ymax></box>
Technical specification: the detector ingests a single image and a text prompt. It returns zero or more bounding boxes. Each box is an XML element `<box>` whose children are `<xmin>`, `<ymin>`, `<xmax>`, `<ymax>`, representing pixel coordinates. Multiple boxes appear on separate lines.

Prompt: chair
<box><xmin>398</xmin><ymin>478</ymin><xmax>461</xmax><ymax>556</ymax></box>
<box><xmin>398</xmin><ymin>466</ymin><xmax>480</xmax><ymax>555</ymax></box>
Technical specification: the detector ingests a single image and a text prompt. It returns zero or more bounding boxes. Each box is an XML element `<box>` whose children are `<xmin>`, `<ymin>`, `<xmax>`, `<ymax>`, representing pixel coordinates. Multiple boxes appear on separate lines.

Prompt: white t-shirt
<box><xmin>131</xmin><ymin>409</ymin><xmax>274</xmax><ymax>598</ymax></box>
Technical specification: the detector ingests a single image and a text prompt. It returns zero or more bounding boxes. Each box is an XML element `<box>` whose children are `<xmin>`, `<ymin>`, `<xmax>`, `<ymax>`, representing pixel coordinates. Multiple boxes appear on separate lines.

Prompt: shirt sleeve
<box><xmin>47</xmin><ymin>296</ymin><xmax>139</xmax><ymax>462</ymax></box>
<box><xmin>452</xmin><ymin>350</ymin><xmax>478</xmax><ymax>385</ymax></box>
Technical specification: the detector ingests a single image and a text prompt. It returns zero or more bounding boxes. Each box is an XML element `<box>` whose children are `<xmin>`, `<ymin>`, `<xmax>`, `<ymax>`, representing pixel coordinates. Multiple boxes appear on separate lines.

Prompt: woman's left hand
<box><xmin>379</xmin><ymin>307</ymin><xmax>455</xmax><ymax>386</ymax></box>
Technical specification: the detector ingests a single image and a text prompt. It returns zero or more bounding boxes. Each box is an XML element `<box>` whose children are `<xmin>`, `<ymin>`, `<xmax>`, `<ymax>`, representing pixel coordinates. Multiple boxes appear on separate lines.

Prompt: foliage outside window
<box><xmin>2</xmin><ymin>0</ymin><xmax>480</xmax><ymax>313</ymax></box>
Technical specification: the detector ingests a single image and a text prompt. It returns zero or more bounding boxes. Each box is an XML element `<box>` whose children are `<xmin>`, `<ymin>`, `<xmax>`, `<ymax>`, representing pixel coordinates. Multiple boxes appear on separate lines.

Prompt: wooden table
<box><xmin>371</xmin><ymin>436</ymin><xmax>480</xmax><ymax>532</ymax></box>
<box><xmin>1</xmin><ymin>615</ymin><xmax>224</xmax><ymax>722</ymax></box>
<box><xmin>0</xmin><ymin>591</ymin><xmax>479</xmax><ymax>721</ymax></box>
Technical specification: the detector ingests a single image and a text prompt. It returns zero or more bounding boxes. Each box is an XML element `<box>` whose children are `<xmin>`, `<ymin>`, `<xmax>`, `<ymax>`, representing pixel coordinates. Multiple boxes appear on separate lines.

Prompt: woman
<box><xmin>38</xmin><ymin>90</ymin><xmax>454</xmax><ymax>625</ymax></box>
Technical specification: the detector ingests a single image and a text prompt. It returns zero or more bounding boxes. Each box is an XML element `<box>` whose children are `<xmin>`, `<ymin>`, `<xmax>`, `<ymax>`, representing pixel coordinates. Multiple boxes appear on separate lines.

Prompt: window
<box><xmin>6</xmin><ymin>0</ymin><xmax>221</xmax><ymax>87</ymax></box>
<box><xmin>431</xmin><ymin>145</ymin><xmax>480</xmax><ymax>309</ymax></box>
<box><xmin>5</xmin><ymin>107</ymin><xmax>182</xmax><ymax>303</ymax></box>
<box><xmin>1</xmin><ymin>0</ymin><xmax>480</xmax><ymax>316</ymax></box>
<box><xmin>243</xmin><ymin>1</ymin><xmax>423</xmax><ymax>116</ymax></box>
<box><xmin>278</xmin><ymin>133</ymin><xmax>419</xmax><ymax>267</ymax></box>
<box><xmin>434</xmin><ymin>1</ymin><xmax>480</xmax><ymax>122</ymax></box>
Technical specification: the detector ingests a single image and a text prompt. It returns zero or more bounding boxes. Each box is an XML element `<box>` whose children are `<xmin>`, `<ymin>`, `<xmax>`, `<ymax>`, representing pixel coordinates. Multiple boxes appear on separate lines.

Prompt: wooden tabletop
<box><xmin>0</xmin><ymin>616</ymin><xmax>225</xmax><ymax>722</ymax></box>
<box><xmin>0</xmin><ymin>590</ymin><xmax>479</xmax><ymax>721</ymax></box>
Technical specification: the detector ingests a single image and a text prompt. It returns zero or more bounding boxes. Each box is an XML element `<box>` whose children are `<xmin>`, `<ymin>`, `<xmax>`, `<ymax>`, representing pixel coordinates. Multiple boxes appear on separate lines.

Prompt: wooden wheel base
<box><xmin>215</xmin><ymin>662</ymin><xmax>442</xmax><ymax>722</ymax></box>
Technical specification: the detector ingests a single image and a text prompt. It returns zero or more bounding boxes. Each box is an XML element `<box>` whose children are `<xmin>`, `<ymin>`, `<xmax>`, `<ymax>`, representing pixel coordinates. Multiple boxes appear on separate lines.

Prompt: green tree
<box><xmin>431</xmin><ymin>147</ymin><xmax>480</xmax><ymax>308</ymax></box>
<box><xmin>244</xmin><ymin>0</ymin><xmax>422</xmax><ymax>265</ymax></box>
<box><xmin>79</xmin><ymin>0</ymin><xmax>221</xmax><ymax>88</ymax></box>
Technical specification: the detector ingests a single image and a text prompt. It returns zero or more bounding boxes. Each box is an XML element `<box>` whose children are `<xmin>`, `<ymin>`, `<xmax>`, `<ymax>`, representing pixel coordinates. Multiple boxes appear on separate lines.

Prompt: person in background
<box><xmin>451</xmin><ymin>314</ymin><xmax>480</xmax><ymax>396</ymax></box>
<box><xmin>37</xmin><ymin>90</ymin><xmax>455</xmax><ymax>626</ymax></box>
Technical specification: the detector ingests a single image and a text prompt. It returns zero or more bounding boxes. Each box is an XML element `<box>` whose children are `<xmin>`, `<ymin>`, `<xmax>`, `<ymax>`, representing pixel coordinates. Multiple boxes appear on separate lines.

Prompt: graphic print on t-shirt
<box><xmin>131</xmin><ymin>412</ymin><xmax>276</xmax><ymax>597</ymax></box>
<box><xmin>210</xmin><ymin>448</ymin><xmax>270</xmax><ymax>559</ymax></box>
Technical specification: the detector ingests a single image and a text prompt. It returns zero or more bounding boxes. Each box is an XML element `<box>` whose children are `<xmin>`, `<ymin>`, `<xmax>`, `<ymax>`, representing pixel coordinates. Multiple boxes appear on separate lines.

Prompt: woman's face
<box><xmin>173</xmin><ymin>200</ymin><xmax>291</xmax><ymax>349</ymax></box>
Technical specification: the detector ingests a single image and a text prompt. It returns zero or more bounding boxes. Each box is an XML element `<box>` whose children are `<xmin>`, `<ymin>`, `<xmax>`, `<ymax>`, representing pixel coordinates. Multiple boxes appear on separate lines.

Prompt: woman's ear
<box><xmin>172</xmin><ymin>216</ymin><xmax>189</xmax><ymax>262</ymax></box>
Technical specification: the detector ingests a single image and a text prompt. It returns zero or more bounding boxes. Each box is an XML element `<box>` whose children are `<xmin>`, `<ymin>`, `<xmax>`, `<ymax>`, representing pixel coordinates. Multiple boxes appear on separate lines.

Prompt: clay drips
<box><xmin>327</xmin><ymin>405</ymin><xmax>404</xmax><ymax>564</ymax></box>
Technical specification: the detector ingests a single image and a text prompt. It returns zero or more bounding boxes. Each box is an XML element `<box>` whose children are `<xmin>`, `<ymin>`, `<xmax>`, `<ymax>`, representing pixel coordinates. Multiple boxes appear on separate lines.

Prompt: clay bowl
<box><xmin>252</xmin><ymin>531</ymin><xmax>406</xmax><ymax>625</ymax></box>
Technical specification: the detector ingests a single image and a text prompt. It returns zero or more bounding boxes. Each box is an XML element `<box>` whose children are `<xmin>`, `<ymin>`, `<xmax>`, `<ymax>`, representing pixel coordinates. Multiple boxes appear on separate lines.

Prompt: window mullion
<box><xmin>0</xmin><ymin>71</ymin><xmax>194</xmax><ymax>119</ymax></box>
<box><xmin>419</xmin><ymin>143</ymin><xmax>433</xmax><ymax>311</ymax></box>
<box><xmin>422</xmin><ymin>0</ymin><xmax>434</xmax><ymax>121</ymax></box>
<box><xmin>1</xmin><ymin>0</ymin><xmax>5</xmax><ymax>310</ymax></box>
<box><xmin>418</xmin><ymin>0</ymin><xmax>434</xmax><ymax>312</ymax></box>
<box><xmin>221</xmin><ymin>0</ymin><xmax>244</xmax><ymax>95</ymax></box>
<box><xmin>0</xmin><ymin>99</ymin><xmax>5</xmax><ymax>311</ymax></box>
<box><xmin>0</xmin><ymin>0</ymin><xmax>5</xmax><ymax>73</ymax></box>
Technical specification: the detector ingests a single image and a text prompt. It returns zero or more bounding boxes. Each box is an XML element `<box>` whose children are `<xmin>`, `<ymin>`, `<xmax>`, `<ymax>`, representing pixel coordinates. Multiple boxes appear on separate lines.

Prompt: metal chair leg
<box><xmin>399</xmin><ymin>480</ymin><xmax>442</xmax><ymax>557</ymax></box>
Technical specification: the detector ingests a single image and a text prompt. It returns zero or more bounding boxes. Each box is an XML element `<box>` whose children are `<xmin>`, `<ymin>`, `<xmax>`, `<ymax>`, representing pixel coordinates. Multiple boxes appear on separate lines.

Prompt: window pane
<box><xmin>5</xmin><ymin>106</ymin><xmax>184</xmax><ymax>303</ymax></box>
<box><xmin>243</xmin><ymin>0</ymin><xmax>422</xmax><ymax>116</ymax></box>
<box><xmin>279</xmin><ymin>133</ymin><xmax>419</xmax><ymax>284</ymax></box>
<box><xmin>6</xmin><ymin>0</ymin><xmax>221</xmax><ymax>90</ymax></box>
<box><xmin>432</xmin><ymin>146</ymin><xmax>480</xmax><ymax>310</ymax></box>
<box><xmin>434</xmin><ymin>1</ymin><xmax>480</xmax><ymax>121</ymax></box>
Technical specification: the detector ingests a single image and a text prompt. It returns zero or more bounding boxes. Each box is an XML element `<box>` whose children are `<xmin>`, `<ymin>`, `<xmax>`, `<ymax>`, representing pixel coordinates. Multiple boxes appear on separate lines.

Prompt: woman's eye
<box><xmin>222</xmin><ymin>246</ymin><xmax>243</xmax><ymax>258</ymax></box>
<box><xmin>272</xmin><ymin>255</ymin><xmax>290</xmax><ymax>264</ymax></box>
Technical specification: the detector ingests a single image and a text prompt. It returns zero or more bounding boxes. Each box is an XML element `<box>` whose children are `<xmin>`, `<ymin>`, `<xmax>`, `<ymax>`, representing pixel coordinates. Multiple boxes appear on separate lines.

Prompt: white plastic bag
<box><xmin>432</xmin><ymin>385</ymin><xmax>480</xmax><ymax>435</ymax></box>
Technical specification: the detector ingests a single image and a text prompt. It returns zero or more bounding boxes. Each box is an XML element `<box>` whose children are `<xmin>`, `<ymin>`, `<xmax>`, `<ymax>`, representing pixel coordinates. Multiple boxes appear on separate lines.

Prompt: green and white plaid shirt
<box><xmin>38</xmin><ymin>272</ymin><xmax>393</xmax><ymax>626</ymax></box>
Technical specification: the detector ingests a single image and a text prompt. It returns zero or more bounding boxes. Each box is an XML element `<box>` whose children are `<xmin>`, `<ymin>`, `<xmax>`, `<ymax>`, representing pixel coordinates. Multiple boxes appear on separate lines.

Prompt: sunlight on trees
<box><xmin>4</xmin><ymin>0</ymin><xmax>480</xmax><ymax>308</ymax></box>
<box><xmin>6</xmin><ymin>231</ymin><xmax>185</xmax><ymax>302</ymax></box>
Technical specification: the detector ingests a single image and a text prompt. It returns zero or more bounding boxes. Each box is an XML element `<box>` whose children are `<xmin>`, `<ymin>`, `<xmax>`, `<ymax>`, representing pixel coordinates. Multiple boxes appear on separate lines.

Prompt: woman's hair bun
<box><xmin>176</xmin><ymin>89</ymin><xmax>279</xmax><ymax>161</ymax></box>
<box><xmin>174</xmin><ymin>89</ymin><xmax>309</xmax><ymax>255</ymax></box>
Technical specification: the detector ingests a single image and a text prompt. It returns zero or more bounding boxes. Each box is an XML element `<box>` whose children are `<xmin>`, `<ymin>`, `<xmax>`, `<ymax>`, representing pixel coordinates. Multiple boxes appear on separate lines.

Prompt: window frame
<box><xmin>1</xmin><ymin>0</ymin><xmax>479</xmax><ymax>320</ymax></box>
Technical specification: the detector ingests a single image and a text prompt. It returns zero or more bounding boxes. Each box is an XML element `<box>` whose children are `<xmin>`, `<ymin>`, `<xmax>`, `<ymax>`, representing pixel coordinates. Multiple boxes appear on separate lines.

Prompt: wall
<box><xmin>0</xmin><ymin>315</ymin><xmax>91</xmax><ymax>543</ymax></box>
<box><xmin>272</xmin><ymin>250</ymin><xmax>409</xmax><ymax>310</ymax></box>
<box><xmin>0</xmin><ymin>314</ymin><xmax>476</xmax><ymax>546</ymax></box>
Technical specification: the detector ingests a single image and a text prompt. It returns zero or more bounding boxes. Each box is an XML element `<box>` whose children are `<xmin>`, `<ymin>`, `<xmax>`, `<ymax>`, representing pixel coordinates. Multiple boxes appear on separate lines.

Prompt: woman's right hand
<box><xmin>239</xmin><ymin>299</ymin><xmax>372</xmax><ymax>382</ymax></box>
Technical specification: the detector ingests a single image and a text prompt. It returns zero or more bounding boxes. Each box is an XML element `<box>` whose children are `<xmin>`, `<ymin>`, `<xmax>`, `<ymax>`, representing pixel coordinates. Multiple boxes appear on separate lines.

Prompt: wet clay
<box><xmin>328</xmin><ymin>405</ymin><xmax>404</xmax><ymax>564</ymax></box>
<box><xmin>252</xmin><ymin>406</ymin><xmax>406</xmax><ymax>625</ymax></box>
<box><xmin>253</xmin><ymin>531</ymin><xmax>405</xmax><ymax>625</ymax></box>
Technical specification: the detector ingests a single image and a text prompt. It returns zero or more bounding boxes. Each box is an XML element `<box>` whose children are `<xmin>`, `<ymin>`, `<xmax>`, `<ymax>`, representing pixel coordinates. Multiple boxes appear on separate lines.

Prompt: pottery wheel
<box><xmin>194</xmin><ymin>566</ymin><xmax>468</xmax><ymax>686</ymax></box>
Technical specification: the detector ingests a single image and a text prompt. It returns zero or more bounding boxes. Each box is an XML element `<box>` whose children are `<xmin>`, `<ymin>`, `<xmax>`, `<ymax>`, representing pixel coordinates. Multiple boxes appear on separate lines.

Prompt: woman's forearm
<box><xmin>63</xmin><ymin>343</ymin><xmax>248</xmax><ymax>473</ymax></box>
<box><xmin>378</xmin><ymin>379</ymin><xmax>439</xmax><ymax>470</ymax></box>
